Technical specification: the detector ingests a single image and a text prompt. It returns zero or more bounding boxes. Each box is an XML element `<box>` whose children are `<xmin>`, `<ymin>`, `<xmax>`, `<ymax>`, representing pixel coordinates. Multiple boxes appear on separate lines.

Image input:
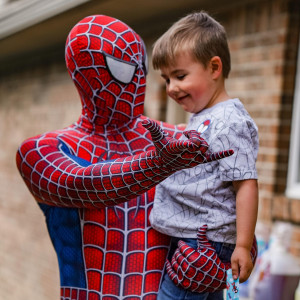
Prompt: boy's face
<box><xmin>160</xmin><ymin>52</ymin><xmax>220</xmax><ymax>114</ymax></box>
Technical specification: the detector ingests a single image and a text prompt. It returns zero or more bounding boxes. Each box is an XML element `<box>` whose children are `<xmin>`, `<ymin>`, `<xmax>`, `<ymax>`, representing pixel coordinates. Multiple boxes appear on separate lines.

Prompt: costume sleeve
<box><xmin>209</xmin><ymin>119</ymin><xmax>259</xmax><ymax>181</ymax></box>
<box><xmin>16</xmin><ymin>133</ymin><xmax>168</xmax><ymax>209</ymax></box>
<box><xmin>16</xmin><ymin>119</ymin><xmax>233</xmax><ymax>209</ymax></box>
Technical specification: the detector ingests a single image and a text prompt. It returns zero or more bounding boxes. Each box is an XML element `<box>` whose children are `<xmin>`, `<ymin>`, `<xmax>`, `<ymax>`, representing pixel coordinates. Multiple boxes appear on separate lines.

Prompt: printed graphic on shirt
<box><xmin>197</xmin><ymin>119</ymin><xmax>211</xmax><ymax>134</ymax></box>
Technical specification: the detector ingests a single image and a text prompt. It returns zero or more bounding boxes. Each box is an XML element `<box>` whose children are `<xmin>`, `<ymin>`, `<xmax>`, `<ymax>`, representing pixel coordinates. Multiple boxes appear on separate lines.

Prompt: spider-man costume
<box><xmin>16</xmin><ymin>15</ymin><xmax>237</xmax><ymax>299</ymax></box>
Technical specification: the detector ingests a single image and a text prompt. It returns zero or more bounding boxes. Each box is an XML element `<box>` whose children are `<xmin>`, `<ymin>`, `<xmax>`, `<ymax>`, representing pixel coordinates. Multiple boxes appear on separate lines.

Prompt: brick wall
<box><xmin>0</xmin><ymin>60</ymin><xmax>81</xmax><ymax>299</ymax></box>
<box><xmin>1</xmin><ymin>0</ymin><xmax>300</xmax><ymax>299</ymax></box>
<box><xmin>219</xmin><ymin>0</ymin><xmax>300</xmax><ymax>256</ymax></box>
<box><xmin>221</xmin><ymin>0</ymin><xmax>290</xmax><ymax>219</ymax></box>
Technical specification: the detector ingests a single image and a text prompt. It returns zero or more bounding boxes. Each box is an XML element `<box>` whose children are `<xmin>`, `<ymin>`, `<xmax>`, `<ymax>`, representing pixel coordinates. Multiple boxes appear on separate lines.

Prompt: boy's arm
<box><xmin>231</xmin><ymin>179</ymin><xmax>258</xmax><ymax>282</ymax></box>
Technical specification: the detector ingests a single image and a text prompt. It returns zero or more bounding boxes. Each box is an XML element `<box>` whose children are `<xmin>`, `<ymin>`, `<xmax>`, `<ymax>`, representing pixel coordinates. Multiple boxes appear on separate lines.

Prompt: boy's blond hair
<box><xmin>152</xmin><ymin>11</ymin><xmax>231</xmax><ymax>78</ymax></box>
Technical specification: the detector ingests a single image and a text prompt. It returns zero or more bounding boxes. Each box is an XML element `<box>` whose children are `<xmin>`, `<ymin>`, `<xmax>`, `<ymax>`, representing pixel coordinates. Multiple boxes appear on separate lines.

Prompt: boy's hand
<box><xmin>231</xmin><ymin>246</ymin><xmax>254</xmax><ymax>283</ymax></box>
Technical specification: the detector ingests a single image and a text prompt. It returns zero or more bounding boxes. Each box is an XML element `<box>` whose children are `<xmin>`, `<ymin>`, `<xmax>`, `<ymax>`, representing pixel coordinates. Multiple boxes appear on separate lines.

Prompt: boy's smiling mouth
<box><xmin>176</xmin><ymin>94</ymin><xmax>189</xmax><ymax>102</ymax></box>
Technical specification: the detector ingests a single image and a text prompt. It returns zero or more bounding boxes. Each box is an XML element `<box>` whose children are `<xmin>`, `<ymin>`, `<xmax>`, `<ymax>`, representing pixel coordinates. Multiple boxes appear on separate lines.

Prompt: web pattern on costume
<box><xmin>16</xmin><ymin>15</ymin><xmax>176</xmax><ymax>299</ymax></box>
<box><xmin>25</xmin><ymin>120</ymin><xmax>175</xmax><ymax>299</ymax></box>
<box><xmin>16</xmin><ymin>15</ymin><xmax>234</xmax><ymax>299</ymax></box>
<box><xmin>65</xmin><ymin>15</ymin><xmax>147</xmax><ymax>129</ymax></box>
<box><xmin>17</xmin><ymin>14</ymin><xmax>173</xmax><ymax>209</ymax></box>
<box><xmin>166</xmin><ymin>225</ymin><xmax>257</xmax><ymax>293</ymax></box>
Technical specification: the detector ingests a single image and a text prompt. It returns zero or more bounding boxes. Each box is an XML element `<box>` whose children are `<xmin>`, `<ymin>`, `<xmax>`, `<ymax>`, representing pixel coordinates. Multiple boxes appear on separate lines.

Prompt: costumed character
<box><xmin>16</xmin><ymin>15</ymin><xmax>238</xmax><ymax>299</ymax></box>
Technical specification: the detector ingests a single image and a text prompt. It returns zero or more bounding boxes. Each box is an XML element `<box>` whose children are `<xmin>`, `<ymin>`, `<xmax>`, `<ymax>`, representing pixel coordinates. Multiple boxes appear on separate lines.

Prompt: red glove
<box><xmin>166</xmin><ymin>225</ymin><xmax>257</xmax><ymax>293</ymax></box>
<box><xmin>142</xmin><ymin>119</ymin><xmax>234</xmax><ymax>171</ymax></box>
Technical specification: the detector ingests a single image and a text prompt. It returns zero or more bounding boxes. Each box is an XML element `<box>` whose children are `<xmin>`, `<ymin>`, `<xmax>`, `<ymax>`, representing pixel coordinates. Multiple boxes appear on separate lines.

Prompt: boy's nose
<box><xmin>168</xmin><ymin>80</ymin><xmax>180</xmax><ymax>97</ymax></box>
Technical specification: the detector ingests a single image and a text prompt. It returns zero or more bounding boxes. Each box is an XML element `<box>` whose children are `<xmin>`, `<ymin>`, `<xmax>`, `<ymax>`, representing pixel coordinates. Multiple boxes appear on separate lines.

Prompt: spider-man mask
<box><xmin>65</xmin><ymin>15</ymin><xmax>148</xmax><ymax>130</ymax></box>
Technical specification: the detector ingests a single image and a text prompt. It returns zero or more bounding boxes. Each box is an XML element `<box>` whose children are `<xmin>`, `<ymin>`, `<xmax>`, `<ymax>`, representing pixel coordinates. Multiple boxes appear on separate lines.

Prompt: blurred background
<box><xmin>0</xmin><ymin>0</ymin><xmax>300</xmax><ymax>299</ymax></box>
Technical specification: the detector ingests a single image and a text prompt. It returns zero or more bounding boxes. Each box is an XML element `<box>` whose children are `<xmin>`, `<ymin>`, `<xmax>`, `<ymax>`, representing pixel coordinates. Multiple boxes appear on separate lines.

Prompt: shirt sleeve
<box><xmin>209</xmin><ymin>119</ymin><xmax>259</xmax><ymax>181</ymax></box>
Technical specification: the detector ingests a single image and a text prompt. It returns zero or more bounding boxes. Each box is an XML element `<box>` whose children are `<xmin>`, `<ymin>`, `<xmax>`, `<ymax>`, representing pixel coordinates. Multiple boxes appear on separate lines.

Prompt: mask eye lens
<box><xmin>105</xmin><ymin>55</ymin><xmax>136</xmax><ymax>84</ymax></box>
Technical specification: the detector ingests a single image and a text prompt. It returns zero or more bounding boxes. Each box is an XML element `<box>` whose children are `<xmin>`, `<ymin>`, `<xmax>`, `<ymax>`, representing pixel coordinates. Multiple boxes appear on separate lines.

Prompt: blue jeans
<box><xmin>157</xmin><ymin>237</ymin><xmax>235</xmax><ymax>300</ymax></box>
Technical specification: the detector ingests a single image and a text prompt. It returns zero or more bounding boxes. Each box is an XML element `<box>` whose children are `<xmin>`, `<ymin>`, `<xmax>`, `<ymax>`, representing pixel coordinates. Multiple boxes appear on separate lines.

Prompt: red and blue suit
<box><xmin>16</xmin><ymin>15</ymin><xmax>240</xmax><ymax>299</ymax></box>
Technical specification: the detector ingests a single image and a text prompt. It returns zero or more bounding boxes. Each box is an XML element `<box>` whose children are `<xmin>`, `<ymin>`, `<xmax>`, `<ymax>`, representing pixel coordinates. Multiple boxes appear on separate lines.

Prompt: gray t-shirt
<box><xmin>149</xmin><ymin>99</ymin><xmax>259</xmax><ymax>244</ymax></box>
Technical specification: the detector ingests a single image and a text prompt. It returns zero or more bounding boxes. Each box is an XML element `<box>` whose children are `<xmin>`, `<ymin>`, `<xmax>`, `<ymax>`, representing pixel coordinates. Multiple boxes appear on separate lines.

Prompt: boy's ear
<box><xmin>210</xmin><ymin>56</ymin><xmax>223</xmax><ymax>79</ymax></box>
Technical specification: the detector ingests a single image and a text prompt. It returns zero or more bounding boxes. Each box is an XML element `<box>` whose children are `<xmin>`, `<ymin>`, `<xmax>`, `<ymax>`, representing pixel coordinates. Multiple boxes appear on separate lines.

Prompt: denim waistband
<box><xmin>168</xmin><ymin>236</ymin><xmax>235</xmax><ymax>263</ymax></box>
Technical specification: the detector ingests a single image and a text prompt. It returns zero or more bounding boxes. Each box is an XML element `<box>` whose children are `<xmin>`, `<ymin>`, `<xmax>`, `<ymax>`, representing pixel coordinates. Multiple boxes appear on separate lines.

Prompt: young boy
<box><xmin>149</xmin><ymin>11</ymin><xmax>259</xmax><ymax>300</ymax></box>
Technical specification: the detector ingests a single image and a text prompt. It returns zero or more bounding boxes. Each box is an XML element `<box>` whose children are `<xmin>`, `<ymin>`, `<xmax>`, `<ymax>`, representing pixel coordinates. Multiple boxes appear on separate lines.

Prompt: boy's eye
<box><xmin>177</xmin><ymin>74</ymin><xmax>186</xmax><ymax>80</ymax></box>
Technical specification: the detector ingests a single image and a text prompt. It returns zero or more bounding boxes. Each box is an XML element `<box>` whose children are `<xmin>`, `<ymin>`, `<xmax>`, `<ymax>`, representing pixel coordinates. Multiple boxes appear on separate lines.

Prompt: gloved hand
<box><xmin>166</xmin><ymin>225</ymin><xmax>257</xmax><ymax>293</ymax></box>
<box><xmin>142</xmin><ymin>119</ymin><xmax>234</xmax><ymax>171</ymax></box>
